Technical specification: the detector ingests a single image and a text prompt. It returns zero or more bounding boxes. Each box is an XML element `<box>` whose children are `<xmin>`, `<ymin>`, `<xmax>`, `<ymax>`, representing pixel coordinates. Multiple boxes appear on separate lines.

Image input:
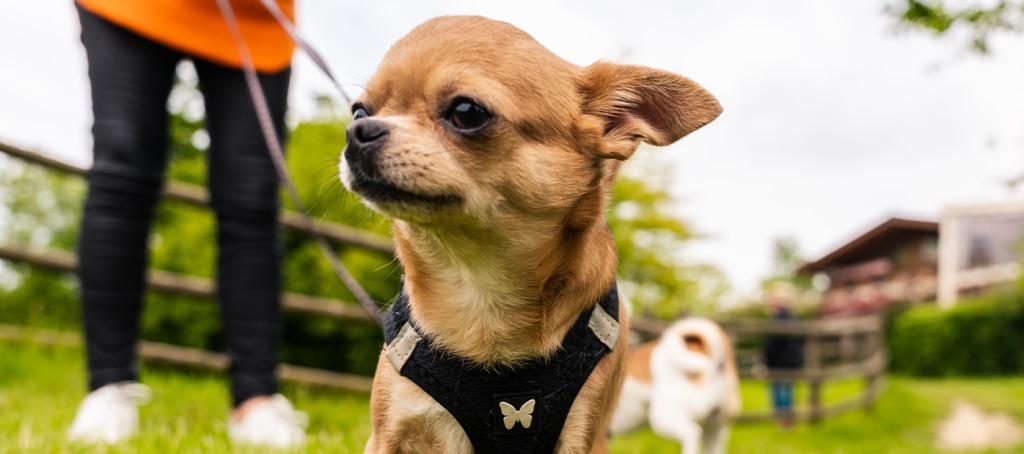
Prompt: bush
<box><xmin>887</xmin><ymin>291</ymin><xmax>1024</xmax><ymax>376</ymax></box>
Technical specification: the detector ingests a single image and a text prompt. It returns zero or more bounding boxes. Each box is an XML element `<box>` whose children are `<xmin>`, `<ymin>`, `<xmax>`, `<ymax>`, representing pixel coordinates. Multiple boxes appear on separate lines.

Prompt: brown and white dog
<box><xmin>611</xmin><ymin>318</ymin><xmax>741</xmax><ymax>454</ymax></box>
<box><xmin>339</xmin><ymin>16</ymin><xmax>721</xmax><ymax>453</ymax></box>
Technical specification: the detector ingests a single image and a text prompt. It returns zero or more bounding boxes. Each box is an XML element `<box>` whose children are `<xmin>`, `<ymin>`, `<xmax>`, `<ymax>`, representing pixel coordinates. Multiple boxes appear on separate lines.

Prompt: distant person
<box><xmin>762</xmin><ymin>284</ymin><xmax>803</xmax><ymax>428</ymax></box>
<box><xmin>68</xmin><ymin>0</ymin><xmax>304</xmax><ymax>447</ymax></box>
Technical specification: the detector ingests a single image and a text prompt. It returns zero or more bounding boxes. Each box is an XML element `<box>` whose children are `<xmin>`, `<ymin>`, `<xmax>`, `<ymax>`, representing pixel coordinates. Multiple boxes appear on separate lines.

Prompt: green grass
<box><xmin>0</xmin><ymin>343</ymin><xmax>370</xmax><ymax>453</ymax></box>
<box><xmin>1</xmin><ymin>341</ymin><xmax>1023</xmax><ymax>453</ymax></box>
<box><xmin>612</xmin><ymin>377</ymin><xmax>1024</xmax><ymax>454</ymax></box>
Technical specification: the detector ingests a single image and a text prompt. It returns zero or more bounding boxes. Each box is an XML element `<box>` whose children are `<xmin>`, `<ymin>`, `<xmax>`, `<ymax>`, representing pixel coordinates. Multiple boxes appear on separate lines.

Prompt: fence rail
<box><xmin>632</xmin><ymin>313</ymin><xmax>883</xmax><ymax>338</ymax></box>
<box><xmin>0</xmin><ymin>324</ymin><xmax>372</xmax><ymax>392</ymax></box>
<box><xmin>0</xmin><ymin>243</ymin><xmax>373</xmax><ymax>322</ymax></box>
<box><xmin>0</xmin><ymin>141</ymin><xmax>394</xmax><ymax>254</ymax></box>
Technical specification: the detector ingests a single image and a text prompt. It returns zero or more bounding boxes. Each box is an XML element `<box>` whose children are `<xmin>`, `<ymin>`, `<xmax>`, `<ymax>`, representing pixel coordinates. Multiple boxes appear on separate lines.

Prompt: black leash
<box><xmin>215</xmin><ymin>0</ymin><xmax>383</xmax><ymax>326</ymax></box>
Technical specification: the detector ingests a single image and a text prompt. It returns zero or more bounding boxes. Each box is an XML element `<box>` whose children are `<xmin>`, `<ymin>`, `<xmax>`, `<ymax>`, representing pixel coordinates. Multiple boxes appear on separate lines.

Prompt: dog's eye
<box><xmin>446</xmin><ymin>98</ymin><xmax>492</xmax><ymax>132</ymax></box>
<box><xmin>352</xmin><ymin>104</ymin><xmax>369</xmax><ymax>120</ymax></box>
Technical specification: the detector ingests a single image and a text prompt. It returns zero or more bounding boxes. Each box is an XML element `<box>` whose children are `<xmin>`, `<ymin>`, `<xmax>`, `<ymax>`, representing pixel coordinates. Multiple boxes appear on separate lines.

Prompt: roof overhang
<box><xmin>797</xmin><ymin>217</ymin><xmax>938</xmax><ymax>275</ymax></box>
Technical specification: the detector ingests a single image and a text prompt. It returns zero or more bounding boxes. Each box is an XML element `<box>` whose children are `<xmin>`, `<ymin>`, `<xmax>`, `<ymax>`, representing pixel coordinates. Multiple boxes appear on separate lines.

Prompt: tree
<box><xmin>609</xmin><ymin>158</ymin><xmax>730</xmax><ymax>319</ymax></box>
<box><xmin>889</xmin><ymin>0</ymin><xmax>1024</xmax><ymax>53</ymax></box>
<box><xmin>760</xmin><ymin>236</ymin><xmax>812</xmax><ymax>290</ymax></box>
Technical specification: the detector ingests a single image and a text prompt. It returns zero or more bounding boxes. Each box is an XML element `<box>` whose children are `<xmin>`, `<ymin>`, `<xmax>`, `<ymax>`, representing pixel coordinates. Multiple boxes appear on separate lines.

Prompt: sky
<box><xmin>2</xmin><ymin>1</ymin><xmax>1023</xmax><ymax>295</ymax></box>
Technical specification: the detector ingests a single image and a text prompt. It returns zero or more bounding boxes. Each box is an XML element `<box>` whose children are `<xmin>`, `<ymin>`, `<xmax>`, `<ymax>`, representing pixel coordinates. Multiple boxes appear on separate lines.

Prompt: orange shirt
<box><xmin>77</xmin><ymin>0</ymin><xmax>295</xmax><ymax>72</ymax></box>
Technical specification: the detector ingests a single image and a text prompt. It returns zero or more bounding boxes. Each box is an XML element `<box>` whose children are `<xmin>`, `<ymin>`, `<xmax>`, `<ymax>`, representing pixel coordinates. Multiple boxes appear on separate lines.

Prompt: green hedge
<box><xmin>887</xmin><ymin>291</ymin><xmax>1024</xmax><ymax>376</ymax></box>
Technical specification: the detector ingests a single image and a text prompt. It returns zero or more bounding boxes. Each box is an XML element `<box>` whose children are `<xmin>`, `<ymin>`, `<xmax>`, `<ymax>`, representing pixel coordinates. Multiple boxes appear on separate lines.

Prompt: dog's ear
<box><xmin>578</xmin><ymin>62</ymin><xmax>722</xmax><ymax>160</ymax></box>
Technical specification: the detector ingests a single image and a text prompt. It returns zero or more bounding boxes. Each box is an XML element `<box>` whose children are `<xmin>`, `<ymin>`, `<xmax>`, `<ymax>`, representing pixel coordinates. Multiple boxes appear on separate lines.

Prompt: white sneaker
<box><xmin>67</xmin><ymin>382</ymin><xmax>151</xmax><ymax>444</ymax></box>
<box><xmin>228</xmin><ymin>394</ymin><xmax>308</xmax><ymax>448</ymax></box>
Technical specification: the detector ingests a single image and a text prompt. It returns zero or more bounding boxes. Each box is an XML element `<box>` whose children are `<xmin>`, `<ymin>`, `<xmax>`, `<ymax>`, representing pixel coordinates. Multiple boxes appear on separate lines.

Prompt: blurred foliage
<box><xmin>0</xmin><ymin>160</ymin><xmax>84</xmax><ymax>330</ymax></box>
<box><xmin>770</xmin><ymin>236</ymin><xmax>803</xmax><ymax>277</ymax></box>
<box><xmin>760</xmin><ymin>236</ymin><xmax>813</xmax><ymax>290</ymax></box>
<box><xmin>887</xmin><ymin>288</ymin><xmax>1024</xmax><ymax>376</ymax></box>
<box><xmin>0</xmin><ymin>78</ymin><xmax>726</xmax><ymax>375</ymax></box>
<box><xmin>611</xmin><ymin>161</ymin><xmax>729</xmax><ymax>318</ymax></box>
<box><xmin>720</xmin><ymin>237</ymin><xmax>820</xmax><ymax>320</ymax></box>
<box><xmin>888</xmin><ymin>0</ymin><xmax>1024</xmax><ymax>53</ymax></box>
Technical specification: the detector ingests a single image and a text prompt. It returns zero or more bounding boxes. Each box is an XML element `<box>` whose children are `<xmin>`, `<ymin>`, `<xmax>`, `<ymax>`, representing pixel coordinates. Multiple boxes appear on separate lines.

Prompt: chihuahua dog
<box><xmin>340</xmin><ymin>16</ymin><xmax>721</xmax><ymax>453</ymax></box>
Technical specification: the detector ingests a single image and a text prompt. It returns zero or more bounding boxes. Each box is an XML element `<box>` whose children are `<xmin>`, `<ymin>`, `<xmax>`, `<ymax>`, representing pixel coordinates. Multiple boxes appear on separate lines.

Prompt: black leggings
<box><xmin>77</xmin><ymin>6</ymin><xmax>290</xmax><ymax>406</ymax></box>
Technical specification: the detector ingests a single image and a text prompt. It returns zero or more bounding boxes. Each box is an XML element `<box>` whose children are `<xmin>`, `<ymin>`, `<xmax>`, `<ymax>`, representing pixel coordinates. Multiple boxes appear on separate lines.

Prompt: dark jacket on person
<box><xmin>763</xmin><ymin>307</ymin><xmax>804</xmax><ymax>369</ymax></box>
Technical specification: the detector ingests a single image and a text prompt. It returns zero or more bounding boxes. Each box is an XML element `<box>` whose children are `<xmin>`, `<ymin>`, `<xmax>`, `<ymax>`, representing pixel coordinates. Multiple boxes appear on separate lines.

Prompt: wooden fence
<box><xmin>0</xmin><ymin>141</ymin><xmax>385</xmax><ymax>392</ymax></box>
<box><xmin>0</xmin><ymin>141</ymin><xmax>886</xmax><ymax>424</ymax></box>
<box><xmin>633</xmin><ymin>315</ymin><xmax>887</xmax><ymax>423</ymax></box>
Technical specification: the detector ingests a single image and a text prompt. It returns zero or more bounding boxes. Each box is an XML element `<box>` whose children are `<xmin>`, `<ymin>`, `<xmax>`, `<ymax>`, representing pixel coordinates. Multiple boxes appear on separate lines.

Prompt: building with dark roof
<box><xmin>797</xmin><ymin>200</ymin><xmax>1024</xmax><ymax>314</ymax></box>
<box><xmin>798</xmin><ymin>218</ymin><xmax>939</xmax><ymax>316</ymax></box>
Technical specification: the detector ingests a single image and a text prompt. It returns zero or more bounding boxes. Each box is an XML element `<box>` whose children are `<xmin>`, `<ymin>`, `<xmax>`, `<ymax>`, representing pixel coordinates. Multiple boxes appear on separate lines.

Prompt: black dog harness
<box><xmin>382</xmin><ymin>282</ymin><xmax>621</xmax><ymax>453</ymax></box>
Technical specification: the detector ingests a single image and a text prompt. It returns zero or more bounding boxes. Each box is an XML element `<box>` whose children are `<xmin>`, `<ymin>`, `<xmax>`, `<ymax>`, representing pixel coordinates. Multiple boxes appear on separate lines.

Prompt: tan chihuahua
<box><xmin>339</xmin><ymin>16</ymin><xmax>721</xmax><ymax>454</ymax></box>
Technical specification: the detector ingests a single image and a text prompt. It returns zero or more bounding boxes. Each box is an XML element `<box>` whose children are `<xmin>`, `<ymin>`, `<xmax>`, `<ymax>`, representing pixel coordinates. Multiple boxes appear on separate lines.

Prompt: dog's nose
<box><xmin>345</xmin><ymin>119</ymin><xmax>390</xmax><ymax>182</ymax></box>
<box><xmin>348</xmin><ymin>119</ymin><xmax>390</xmax><ymax>147</ymax></box>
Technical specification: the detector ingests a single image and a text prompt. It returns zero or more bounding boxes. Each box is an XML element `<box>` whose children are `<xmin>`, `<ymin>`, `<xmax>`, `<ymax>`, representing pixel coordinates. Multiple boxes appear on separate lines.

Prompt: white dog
<box><xmin>611</xmin><ymin>318</ymin><xmax>741</xmax><ymax>454</ymax></box>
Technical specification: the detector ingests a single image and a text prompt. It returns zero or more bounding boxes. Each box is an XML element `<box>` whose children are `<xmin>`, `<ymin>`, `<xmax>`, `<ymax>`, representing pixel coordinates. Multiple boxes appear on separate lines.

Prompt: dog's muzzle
<box><xmin>343</xmin><ymin>119</ymin><xmax>461</xmax><ymax>206</ymax></box>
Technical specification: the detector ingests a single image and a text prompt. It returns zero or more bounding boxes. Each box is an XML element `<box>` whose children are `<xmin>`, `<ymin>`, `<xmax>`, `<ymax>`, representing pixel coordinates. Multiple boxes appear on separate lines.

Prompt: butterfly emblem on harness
<box><xmin>499</xmin><ymin>399</ymin><xmax>536</xmax><ymax>430</ymax></box>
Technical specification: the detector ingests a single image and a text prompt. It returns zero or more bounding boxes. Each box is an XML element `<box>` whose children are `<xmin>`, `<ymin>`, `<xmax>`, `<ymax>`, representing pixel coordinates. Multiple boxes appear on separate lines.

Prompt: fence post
<box><xmin>804</xmin><ymin>332</ymin><xmax>823</xmax><ymax>423</ymax></box>
<box><xmin>863</xmin><ymin>373</ymin><xmax>879</xmax><ymax>411</ymax></box>
<box><xmin>862</xmin><ymin>325</ymin><xmax>883</xmax><ymax>411</ymax></box>
<box><xmin>840</xmin><ymin>331</ymin><xmax>856</xmax><ymax>362</ymax></box>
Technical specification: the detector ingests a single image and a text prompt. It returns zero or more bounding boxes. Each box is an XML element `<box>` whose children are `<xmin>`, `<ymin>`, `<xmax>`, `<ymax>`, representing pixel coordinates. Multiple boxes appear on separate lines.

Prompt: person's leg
<box><xmin>772</xmin><ymin>381</ymin><xmax>795</xmax><ymax>428</ymax></box>
<box><xmin>780</xmin><ymin>382</ymin><xmax>794</xmax><ymax>412</ymax></box>
<box><xmin>770</xmin><ymin>382</ymin><xmax>782</xmax><ymax>414</ymax></box>
<box><xmin>192</xmin><ymin>59</ymin><xmax>291</xmax><ymax>408</ymax></box>
<box><xmin>76</xmin><ymin>4</ymin><xmax>181</xmax><ymax>390</ymax></box>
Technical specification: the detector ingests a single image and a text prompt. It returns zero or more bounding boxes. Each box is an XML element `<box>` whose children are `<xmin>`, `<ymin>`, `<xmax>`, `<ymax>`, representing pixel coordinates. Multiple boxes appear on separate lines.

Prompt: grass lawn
<box><xmin>1</xmin><ymin>341</ymin><xmax>1023</xmax><ymax>453</ymax></box>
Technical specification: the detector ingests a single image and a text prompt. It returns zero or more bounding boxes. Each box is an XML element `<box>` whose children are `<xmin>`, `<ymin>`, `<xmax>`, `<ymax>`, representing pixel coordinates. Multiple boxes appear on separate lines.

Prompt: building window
<box><xmin>957</xmin><ymin>214</ymin><xmax>1024</xmax><ymax>271</ymax></box>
